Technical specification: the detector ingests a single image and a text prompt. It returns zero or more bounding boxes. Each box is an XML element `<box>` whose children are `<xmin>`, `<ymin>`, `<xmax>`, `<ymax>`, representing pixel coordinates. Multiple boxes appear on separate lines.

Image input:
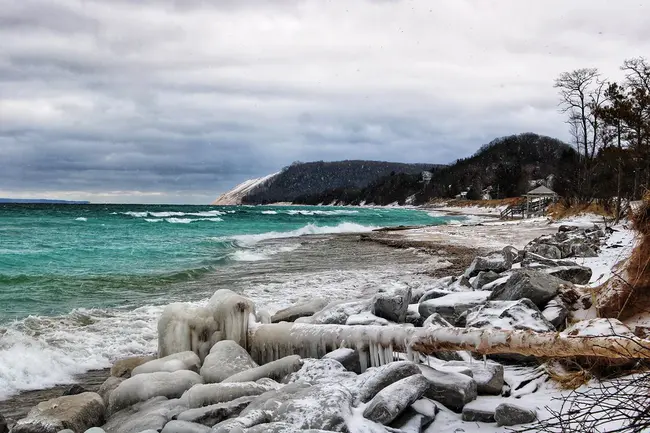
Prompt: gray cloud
<box><xmin>1</xmin><ymin>0</ymin><xmax>649</xmax><ymax>203</ymax></box>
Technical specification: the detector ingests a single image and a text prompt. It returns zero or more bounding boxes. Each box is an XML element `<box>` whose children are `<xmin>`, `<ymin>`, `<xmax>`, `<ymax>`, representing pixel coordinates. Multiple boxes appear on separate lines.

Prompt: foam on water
<box><xmin>75</xmin><ymin>217</ymin><xmax>88</xmax><ymax>222</ymax></box>
<box><xmin>226</xmin><ymin>222</ymin><xmax>379</xmax><ymax>246</ymax></box>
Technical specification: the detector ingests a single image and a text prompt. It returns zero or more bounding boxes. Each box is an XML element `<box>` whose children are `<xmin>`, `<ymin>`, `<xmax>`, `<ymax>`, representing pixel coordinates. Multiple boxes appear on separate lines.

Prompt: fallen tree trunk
<box><xmin>247</xmin><ymin>323</ymin><xmax>650</xmax><ymax>367</ymax></box>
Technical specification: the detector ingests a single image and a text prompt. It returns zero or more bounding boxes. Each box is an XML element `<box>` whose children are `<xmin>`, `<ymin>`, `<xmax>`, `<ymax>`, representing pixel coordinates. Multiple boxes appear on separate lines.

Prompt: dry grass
<box><xmin>547</xmin><ymin>200</ymin><xmax>614</xmax><ymax>220</ymax></box>
<box><xmin>545</xmin><ymin>360</ymin><xmax>593</xmax><ymax>389</ymax></box>
<box><xmin>428</xmin><ymin>197</ymin><xmax>523</xmax><ymax>208</ymax></box>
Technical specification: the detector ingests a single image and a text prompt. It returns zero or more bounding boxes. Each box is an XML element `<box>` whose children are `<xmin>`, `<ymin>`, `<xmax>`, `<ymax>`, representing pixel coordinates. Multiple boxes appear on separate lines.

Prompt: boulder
<box><xmin>11</xmin><ymin>393</ymin><xmax>105</xmax><ymax>433</ymax></box>
<box><xmin>0</xmin><ymin>414</ymin><xmax>7</xmax><ymax>433</ymax></box>
<box><xmin>323</xmin><ymin>348</ymin><xmax>361</xmax><ymax>374</ymax></box>
<box><xmin>274</xmin><ymin>382</ymin><xmax>353</xmax><ymax>431</ymax></box>
<box><xmin>443</xmin><ymin>361</ymin><xmax>504</xmax><ymax>395</ymax></box>
<box><xmin>363</xmin><ymin>374</ymin><xmax>430</xmax><ymax>425</ymax></box>
<box><xmin>418</xmin><ymin>291</ymin><xmax>490</xmax><ymax>324</ymax></box>
<box><xmin>419</xmin><ymin>289</ymin><xmax>455</xmax><ymax>304</ymax></box>
<box><xmin>221</xmin><ymin>355</ymin><xmax>302</xmax><ymax>383</ymax></box>
<box><xmin>303</xmin><ymin>299</ymin><xmax>372</xmax><ymax>325</ymax></box>
<box><xmin>405</xmin><ymin>309</ymin><xmax>425</xmax><ymax>327</ymax></box>
<box><xmin>110</xmin><ymin>356</ymin><xmax>156</xmax><ymax>378</ymax></box>
<box><xmin>211</xmin><ymin>410</ymin><xmax>270</xmax><ymax>432</ymax></box>
<box><xmin>160</xmin><ymin>420</ymin><xmax>211</xmax><ymax>433</ymax></box>
<box><xmin>466</xmin><ymin>299</ymin><xmax>556</xmax><ymax>333</ymax></box>
<box><xmin>132</xmin><ymin>352</ymin><xmax>201</xmax><ymax>376</ymax></box>
<box><xmin>356</xmin><ymin>361</ymin><xmax>421</xmax><ymax>403</ymax></box>
<box><xmin>562</xmin><ymin>318</ymin><xmax>635</xmax><ymax>337</ymax></box>
<box><xmin>240</xmin><ymin>382</ymin><xmax>312</xmax><ymax>416</ymax></box>
<box><xmin>200</xmin><ymin>340</ymin><xmax>258</xmax><ymax>383</ymax></box>
<box><xmin>489</xmin><ymin>269</ymin><xmax>568</xmax><ymax>308</ymax></box>
<box><xmin>346</xmin><ymin>312</ymin><xmax>390</xmax><ymax>326</ymax></box>
<box><xmin>471</xmin><ymin>271</ymin><xmax>501</xmax><ymax>290</ymax></box>
<box><xmin>418</xmin><ymin>365</ymin><xmax>477</xmax><ymax>412</ymax></box>
<box><xmin>181</xmin><ymin>382</ymin><xmax>270</xmax><ymax>409</ymax></box>
<box><xmin>568</xmin><ymin>241</ymin><xmax>598</xmax><ymax>258</ymax></box>
<box><xmin>84</xmin><ymin>428</ymin><xmax>106</xmax><ymax>433</ymax></box>
<box><xmin>246</xmin><ymin>423</ymin><xmax>333</xmax><ymax>433</ymax></box>
<box><xmin>284</xmin><ymin>358</ymin><xmax>354</xmax><ymax>385</ymax></box>
<box><xmin>102</xmin><ymin>397</ymin><xmax>186</xmax><ymax>433</ymax></box>
<box><xmin>558</xmin><ymin>225</ymin><xmax>580</xmax><ymax>232</ymax></box>
<box><xmin>461</xmin><ymin>399</ymin><xmax>497</xmax><ymax>423</ymax></box>
<box><xmin>271</xmin><ymin>298</ymin><xmax>330</xmax><ymax>323</ymax></box>
<box><xmin>542</xmin><ymin>298</ymin><xmax>569</xmax><ymax>330</ymax></box>
<box><xmin>97</xmin><ymin>377</ymin><xmax>124</xmax><ymax>406</ymax></box>
<box><xmin>494</xmin><ymin>402</ymin><xmax>536</xmax><ymax>426</ymax></box>
<box><xmin>176</xmin><ymin>396</ymin><xmax>254</xmax><ymax>426</ymax></box>
<box><xmin>521</xmin><ymin>252</ymin><xmax>580</xmax><ymax>268</ymax></box>
<box><xmin>543</xmin><ymin>265</ymin><xmax>592</xmax><ymax>285</ymax></box>
<box><xmin>388</xmin><ymin>407</ymin><xmax>435</xmax><ymax>432</ymax></box>
<box><xmin>464</xmin><ymin>251</ymin><xmax>512</xmax><ymax>278</ymax></box>
<box><xmin>108</xmin><ymin>371</ymin><xmax>203</xmax><ymax>415</ymax></box>
<box><xmin>502</xmin><ymin>246</ymin><xmax>523</xmax><ymax>264</ymax></box>
<box><xmin>62</xmin><ymin>385</ymin><xmax>87</xmax><ymax>396</ymax></box>
<box><xmin>527</xmin><ymin>243</ymin><xmax>562</xmax><ymax>260</ymax></box>
<box><xmin>372</xmin><ymin>285</ymin><xmax>412</xmax><ymax>323</ymax></box>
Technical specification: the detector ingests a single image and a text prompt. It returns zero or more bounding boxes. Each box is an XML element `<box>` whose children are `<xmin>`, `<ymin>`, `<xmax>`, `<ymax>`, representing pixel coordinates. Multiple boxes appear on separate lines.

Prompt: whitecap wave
<box><xmin>261</xmin><ymin>210</ymin><xmax>278</xmax><ymax>215</ymax></box>
<box><xmin>75</xmin><ymin>217</ymin><xmax>88</xmax><ymax>222</ymax></box>
<box><xmin>225</xmin><ymin>222</ymin><xmax>379</xmax><ymax>246</ymax></box>
<box><xmin>123</xmin><ymin>211</ymin><xmax>149</xmax><ymax>218</ymax></box>
<box><xmin>230</xmin><ymin>250</ymin><xmax>269</xmax><ymax>262</ymax></box>
<box><xmin>123</xmin><ymin>210</ymin><xmax>226</xmax><ymax>218</ymax></box>
<box><xmin>286</xmin><ymin>210</ymin><xmax>359</xmax><ymax>216</ymax></box>
<box><xmin>166</xmin><ymin>218</ymin><xmax>192</xmax><ymax>224</ymax></box>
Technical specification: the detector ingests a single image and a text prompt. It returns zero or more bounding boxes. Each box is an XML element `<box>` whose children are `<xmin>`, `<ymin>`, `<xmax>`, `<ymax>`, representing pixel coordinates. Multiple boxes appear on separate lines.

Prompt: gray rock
<box><xmin>363</xmin><ymin>374</ymin><xmax>430</xmax><ymax>425</ymax></box>
<box><xmin>489</xmin><ymin>269</ymin><xmax>568</xmax><ymax>308</ymax></box>
<box><xmin>418</xmin><ymin>365</ymin><xmax>477</xmax><ymax>412</ymax></box>
<box><xmin>466</xmin><ymin>299</ymin><xmax>556</xmax><ymax>332</ymax></box>
<box><xmin>461</xmin><ymin>401</ymin><xmax>496</xmax><ymax>423</ymax></box>
<box><xmin>472</xmin><ymin>271</ymin><xmax>501</xmax><ymax>290</ymax></box>
<box><xmin>160</xmin><ymin>421</ymin><xmax>210</xmax><ymax>433</ymax></box>
<box><xmin>199</xmin><ymin>340</ymin><xmax>258</xmax><ymax>383</ymax></box>
<box><xmin>271</xmin><ymin>298</ymin><xmax>330</xmax><ymax>323</ymax></box>
<box><xmin>502</xmin><ymin>246</ymin><xmax>523</xmax><ymax>264</ymax></box>
<box><xmin>464</xmin><ymin>251</ymin><xmax>512</xmax><ymax>278</ymax></box>
<box><xmin>405</xmin><ymin>309</ymin><xmax>425</xmax><ymax>327</ymax></box>
<box><xmin>558</xmin><ymin>225</ymin><xmax>580</xmax><ymax>232</ymax></box>
<box><xmin>419</xmin><ymin>289</ymin><xmax>455</xmax><ymax>304</ymax></box>
<box><xmin>274</xmin><ymin>382</ymin><xmax>353</xmax><ymax>431</ymax></box>
<box><xmin>569</xmin><ymin>241</ymin><xmax>598</xmax><ymax>258</ymax></box>
<box><xmin>418</xmin><ymin>291</ymin><xmax>490</xmax><ymax>324</ymax></box>
<box><xmin>110</xmin><ymin>356</ymin><xmax>156</xmax><ymax>378</ymax></box>
<box><xmin>62</xmin><ymin>385</ymin><xmax>87</xmax><ymax>397</ymax></box>
<box><xmin>84</xmin><ymin>427</ymin><xmax>106</xmax><ymax>433</ymax></box>
<box><xmin>0</xmin><ymin>414</ymin><xmax>7</xmax><ymax>433</ymax></box>
<box><xmin>222</xmin><ymin>355</ymin><xmax>302</xmax><ymax>383</ymax></box>
<box><xmin>12</xmin><ymin>393</ymin><xmax>105</xmax><ymax>433</ymax></box>
<box><xmin>323</xmin><ymin>348</ymin><xmax>361</xmax><ymax>374</ymax></box>
<box><xmin>211</xmin><ymin>410</ymin><xmax>270</xmax><ymax>432</ymax></box>
<box><xmin>443</xmin><ymin>361</ymin><xmax>504</xmax><ymax>395</ymax></box>
<box><xmin>176</xmin><ymin>396</ymin><xmax>254</xmax><ymax>426</ymax></box>
<box><xmin>388</xmin><ymin>407</ymin><xmax>435</xmax><ymax>433</ymax></box>
<box><xmin>542</xmin><ymin>298</ymin><xmax>569</xmax><ymax>330</ymax></box>
<box><xmin>181</xmin><ymin>382</ymin><xmax>270</xmax><ymax>409</ymax></box>
<box><xmin>97</xmin><ymin>377</ymin><xmax>124</xmax><ymax>406</ymax></box>
<box><xmin>108</xmin><ymin>371</ymin><xmax>203</xmax><ymax>415</ymax></box>
<box><xmin>285</xmin><ymin>358</ymin><xmax>354</xmax><ymax>385</ymax></box>
<box><xmin>346</xmin><ymin>312</ymin><xmax>390</xmax><ymax>326</ymax></box>
<box><xmin>372</xmin><ymin>285</ymin><xmax>412</xmax><ymax>323</ymax></box>
<box><xmin>305</xmin><ymin>299</ymin><xmax>372</xmax><ymax>324</ymax></box>
<box><xmin>357</xmin><ymin>361</ymin><xmax>421</xmax><ymax>403</ymax></box>
<box><xmin>521</xmin><ymin>252</ymin><xmax>579</xmax><ymax>268</ymax></box>
<box><xmin>528</xmin><ymin>243</ymin><xmax>562</xmax><ymax>260</ymax></box>
<box><xmin>240</xmin><ymin>382</ymin><xmax>311</xmax><ymax>417</ymax></box>
<box><xmin>246</xmin><ymin>423</ymin><xmax>333</xmax><ymax>433</ymax></box>
<box><xmin>543</xmin><ymin>265</ymin><xmax>592</xmax><ymax>285</ymax></box>
<box><xmin>102</xmin><ymin>397</ymin><xmax>186</xmax><ymax>433</ymax></box>
<box><xmin>132</xmin><ymin>352</ymin><xmax>201</xmax><ymax>376</ymax></box>
<box><xmin>495</xmin><ymin>402</ymin><xmax>537</xmax><ymax>426</ymax></box>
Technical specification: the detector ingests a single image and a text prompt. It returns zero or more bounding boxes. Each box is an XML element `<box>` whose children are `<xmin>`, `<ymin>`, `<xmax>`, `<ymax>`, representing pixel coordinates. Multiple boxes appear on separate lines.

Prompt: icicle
<box><xmin>378</xmin><ymin>344</ymin><xmax>386</xmax><ymax>366</ymax></box>
<box><xmin>483</xmin><ymin>354</ymin><xmax>487</xmax><ymax>368</ymax></box>
<box><xmin>358</xmin><ymin>344</ymin><xmax>369</xmax><ymax>372</ymax></box>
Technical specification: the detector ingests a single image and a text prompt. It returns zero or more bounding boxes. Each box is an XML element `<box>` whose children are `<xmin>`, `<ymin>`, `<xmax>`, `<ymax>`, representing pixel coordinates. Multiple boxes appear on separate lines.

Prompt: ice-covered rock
<box><xmin>98</xmin><ymin>377</ymin><xmax>124</xmax><ymax>406</ymax></box>
<box><xmin>489</xmin><ymin>269</ymin><xmax>568</xmax><ymax>308</ymax></box>
<box><xmin>240</xmin><ymin>382</ymin><xmax>312</xmax><ymax>416</ymax></box>
<box><xmin>132</xmin><ymin>351</ymin><xmax>201</xmax><ymax>376</ymax></box>
<box><xmin>108</xmin><ymin>371</ymin><xmax>202</xmax><ymax>415</ymax></box>
<box><xmin>464</xmin><ymin>251</ymin><xmax>512</xmax><ymax>278</ymax></box>
<box><xmin>305</xmin><ymin>299</ymin><xmax>372</xmax><ymax>324</ymax></box>
<box><xmin>542</xmin><ymin>297</ymin><xmax>569</xmax><ymax>330</ymax></box>
<box><xmin>443</xmin><ymin>361</ymin><xmax>504</xmax><ymax>395</ymax></box>
<box><xmin>356</xmin><ymin>361</ymin><xmax>421</xmax><ymax>403</ymax></box>
<box><xmin>285</xmin><ymin>358</ymin><xmax>354</xmax><ymax>385</ymax></box>
<box><xmin>418</xmin><ymin>291</ymin><xmax>490</xmax><ymax>324</ymax></box>
<box><xmin>388</xmin><ymin>407</ymin><xmax>435</xmax><ymax>433</ymax></box>
<box><xmin>323</xmin><ymin>348</ymin><xmax>361</xmax><ymax>374</ymax></box>
<box><xmin>211</xmin><ymin>410</ymin><xmax>270</xmax><ymax>432</ymax></box>
<box><xmin>102</xmin><ymin>397</ymin><xmax>186</xmax><ymax>433</ymax></box>
<box><xmin>12</xmin><ymin>393</ymin><xmax>105</xmax><ymax>433</ymax></box>
<box><xmin>271</xmin><ymin>298</ymin><xmax>330</xmax><ymax>323</ymax></box>
<box><xmin>157</xmin><ymin>303</ymin><xmax>218</xmax><ymax>360</ymax></box>
<box><xmin>461</xmin><ymin>399</ymin><xmax>497</xmax><ymax>423</ymax></box>
<box><xmin>181</xmin><ymin>382</ymin><xmax>270</xmax><ymax>409</ymax></box>
<box><xmin>246</xmin><ymin>423</ymin><xmax>334</xmax><ymax>433</ymax></box>
<box><xmin>527</xmin><ymin>243</ymin><xmax>562</xmax><ymax>260</ymax></box>
<box><xmin>543</xmin><ymin>265</ymin><xmax>593</xmax><ymax>285</ymax></box>
<box><xmin>207</xmin><ymin>289</ymin><xmax>257</xmax><ymax>351</ymax></box>
<box><xmin>502</xmin><ymin>245</ymin><xmax>523</xmax><ymax>264</ymax></box>
<box><xmin>561</xmin><ymin>318</ymin><xmax>635</xmax><ymax>337</ymax></box>
<box><xmin>200</xmin><ymin>340</ymin><xmax>258</xmax><ymax>383</ymax></box>
<box><xmin>521</xmin><ymin>252</ymin><xmax>579</xmax><ymax>268</ymax></box>
<box><xmin>466</xmin><ymin>299</ymin><xmax>556</xmax><ymax>332</ymax></box>
<box><xmin>175</xmin><ymin>396</ymin><xmax>254</xmax><ymax>426</ymax></box>
<box><xmin>110</xmin><ymin>356</ymin><xmax>156</xmax><ymax>378</ymax></box>
<box><xmin>346</xmin><ymin>312</ymin><xmax>390</xmax><ymax>326</ymax></box>
<box><xmin>494</xmin><ymin>402</ymin><xmax>536</xmax><ymax>426</ymax></box>
<box><xmin>471</xmin><ymin>271</ymin><xmax>501</xmax><ymax>290</ymax></box>
<box><xmin>363</xmin><ymin>374</ymin><xmax>430</xmax><ymax>425</ymax></box>
<box><xmin>372</xmin><ymin>284</ymin><xmax>412</xmax><ymax>323</ymax></box>
<box><xmin>222</xmin><ymin>355</ymin><xmax>302</xmax><ymax>383</ymax></box>
<box><xmin>419</xmin><ymin>289</ymin><xmax>455</xmax><ymax>304</ymax></box>
<box><xmin>418</xmin><ymin>365</ymin><xmax>477</xmax><ymax>412</ymax></box>
<box><xmin>160</xmin><ymin>420</ymin><xmax>211</xmax><ymax>433</ymax></box>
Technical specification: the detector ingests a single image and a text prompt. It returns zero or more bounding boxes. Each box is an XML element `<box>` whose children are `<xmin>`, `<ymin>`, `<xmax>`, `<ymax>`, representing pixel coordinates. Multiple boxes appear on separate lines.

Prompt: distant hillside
<box><xmin>212</xmin><ymin>160</ymin><xmax>438</xmax><ymax>205</ymax></box>
<box><xmin>0</xmin><ymin>198</ymin><xmax>90</xmax><ymax>204</ymax></box>
<box><xmin>293</xmin><ymin>133</ymin><xmax>580</xmax><ymax>206</ymax></box>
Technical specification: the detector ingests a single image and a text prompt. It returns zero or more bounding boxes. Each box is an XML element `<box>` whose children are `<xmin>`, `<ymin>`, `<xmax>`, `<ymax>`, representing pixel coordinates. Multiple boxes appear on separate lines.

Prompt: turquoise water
<box><xmin>0</xmin><ymin>204</ymin><xmax>453</xmax><ymax>323</ymax></box>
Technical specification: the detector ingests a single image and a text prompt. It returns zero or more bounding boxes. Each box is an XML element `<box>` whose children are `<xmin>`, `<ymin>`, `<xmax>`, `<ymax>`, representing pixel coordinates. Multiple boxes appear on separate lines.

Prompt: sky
<box><xmin>1</xmin><ymin>0</ymin><xmax>649</xmax><ymax>204</ymax></box>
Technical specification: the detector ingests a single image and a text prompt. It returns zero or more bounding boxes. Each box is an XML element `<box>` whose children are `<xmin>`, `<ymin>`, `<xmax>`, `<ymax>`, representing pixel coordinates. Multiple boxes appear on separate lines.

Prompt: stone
<box><xmin>527</xmin><ymin>243</ymin><xmax>562</xmax><ymax>260</ymax></box>
<box><xmin>569</xmin><ymin>241</ymin><xmax>598</xmax><ymax>258</ymax></box>
<box><xmin>363</xmin><ymin>374</ymin><xmax>430</xmax><ymax>425</ymax></box>
<box><xmin>542</xmin><ymin>298</ymin><xmax>569</xmax><ymax>330</ymax></box>
<box><xmin>108</xmin><ymin>371</ymin><xmax>203</xmax><ymax>415</ymax></box>
<box><xmin>102</xmin><ymin>397</ymin><xmax>186</xmax><ymax>433</ymax></box>
<box><xmin>132</xmin><ymin>352</ymin><xmax>201</xmax><ymax>376</ymax></box>
<box><xmin>494</xmin><ymin>402</ymin><xmax>536</xmax><ymax>426</ymax></box>
<box><xmin>356</xmin><ymin>361</ymin><xmax>421</xmax><ymax>403</ymax></box>
<box><xmin>181</xmin><ymin>382</ymin><xmax>270</xmax><ymax>409</ymax></box>
<box><xmin>246</xmin><ymin>423</ymin><xmax>333</xmax><ymax>433</ymax></box>
<box><xmin>543</xmin><ymin>265</ymin><xmax>592</xmax><ymax>285</ymax></box>
<box><xmin>240</xmin><ymin>382</ymin><xmax>312</xmax><ymax>416</ymax></box>
<box><xmin>405</xmin><ymin>309</ymin><xmax>425</xmax><ymax>327</ymax></box>
<box><xmin>12</xmin><ymin>393</ymin><xmax>105</xmax><ymax>433</ymax></box>
<box><xmin>388</xmin><ymin>407</ymin><xmax>435</xmax><ymax>433</ymax></box>
<box><xmin>176</xmin><ymin>396</ymin><xmax>254</xmax><ymax>426</ymax></box>
<box><xmin>346</xmin><ymin>312</ymin><xmax>390</xmax><ymax>326</ymax></box>
<box><xmin>471</xmin><ymin>271</ymin><xmax>501</xmax><ymax>290</ymax></box>
<box><xmin>84</xmin><ymin>428</ymin><xmax>106</xmax><ymax>433</ymax></box>
<box><xmin>558</xmin><ymin>225</ymin><xmax>579</xmax><ymax>232</ymax></box>
<box><xmin>62</xmin><ymin>385</ymin><xmax>87</xmax><ymax>396</ymax></box>
<box><xmin>271</xmin><ymin>298</ymin><xmax>330</xmax><ymax>323</ymax></box>
<box><xmin>461</xmin><ymin>400</ymin><xmax>497</xmax><ymax>423</ymax></box>
<box><xmin>419</xmin><ymin>289</ymin><xmax>455</xmax><ymax>304</ymax></box>
<box><xmin>221</xmin><ymin>355</ymin><xmax>302</xmax><ymax>383</ymax></box>
<box><xmin>372</xmin><ymin>285</ymin><xmax>412</xmax><ymax>323</ymax></box>
<box><xmin>211</xmin><ymin>410</ymin><xmax>270</xmax><ymax>432</ymax></box>
<box><xmin>0</xmin><ymin>414</ymin><xmax>7</xmax><ymax>433</ymax></box>
<box><xmin>285</xmin><ymin>358</ymin><xmax>354</xmax><ymax>385</ymax></box>
<box><xmin>323</xmin><ymin>348</ymin><xmax>361</xmax><ymax>374</ymax></box>
<box><xmin>160</xmin><ymin>420</ymin><xmax>210</xmax><ymax>433</ymax></box>
<box><xmin>274</xmin><ymin>382</ymin><xmax>353</xmax><ymax>431</ymax></box>
<box><xmin>521</xmin><ymin>252</ymin><xmax>579</xmax><ymax>268</ymax></box>
<box><xmin>97</xmin><ymin>377</ymin><xmax>124</xmax><ymax>406</ymax></box>
<box><xmin>489</xmin><ymin>269</ymin><xmax>568</xmax><ymax>308</ymax></box>
<box><xmin>502</xmin><ymin>245</ymin><xmax>523</xmax><ymax>264</ymax></box>
<box><xmin>464</xmin><ymin>251</ymin><xmax>512</xmax><ymax>278</ymax></box>
<box><xmin>418</xmin><ymin>291</ymin><xmax>490</xmax><ymax>324</ymax></box>
<box><xmin>466</xmin><ymin>299</ymin><xmax>556</xmax><ymax>333</ymax></box>
<box><xmin>110</xmin><ymin>356</ymin><xmax>156</xmax><ymax>378</ymax></box>
<box><xmin>199</xmin><ymin>340</ymin><xmax>258</xmax><ymax>383</ymax></box>
<box><xmin>304</xmin><ymin>299</ymin><xmax>372</xmax><ymax>325</ymax></box>
<box><xmin>418</xmin><ymin>365</ymin><xmax>477</xmax><ymax>412</ymax></box>
<box><xmin>443</xmin><ymin>361</ymin><xmax>504</xmax><ymax>395</ymax></box>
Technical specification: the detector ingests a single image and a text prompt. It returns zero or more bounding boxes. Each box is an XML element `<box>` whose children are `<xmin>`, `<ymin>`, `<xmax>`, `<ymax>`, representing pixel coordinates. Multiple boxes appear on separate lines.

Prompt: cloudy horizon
<box><xmin>1</xmin><ymin>0</ymin><xmax>649</xmax><ymax>204</ymax></box>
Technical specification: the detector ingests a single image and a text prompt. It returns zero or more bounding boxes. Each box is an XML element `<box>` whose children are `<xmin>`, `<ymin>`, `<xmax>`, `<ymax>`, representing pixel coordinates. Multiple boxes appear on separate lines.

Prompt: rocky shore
<box><xmin>2</xmin><ymin>220</ymin><xmax>641</xmax><ymax>433</ymax></box>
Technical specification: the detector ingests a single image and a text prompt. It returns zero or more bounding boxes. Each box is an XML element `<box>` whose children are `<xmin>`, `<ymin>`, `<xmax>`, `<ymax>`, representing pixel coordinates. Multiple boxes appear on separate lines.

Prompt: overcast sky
<box><xmin>1</xmin><ymin>0</ymin><xmax>649</xmax><ymax>203</ymax></box>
